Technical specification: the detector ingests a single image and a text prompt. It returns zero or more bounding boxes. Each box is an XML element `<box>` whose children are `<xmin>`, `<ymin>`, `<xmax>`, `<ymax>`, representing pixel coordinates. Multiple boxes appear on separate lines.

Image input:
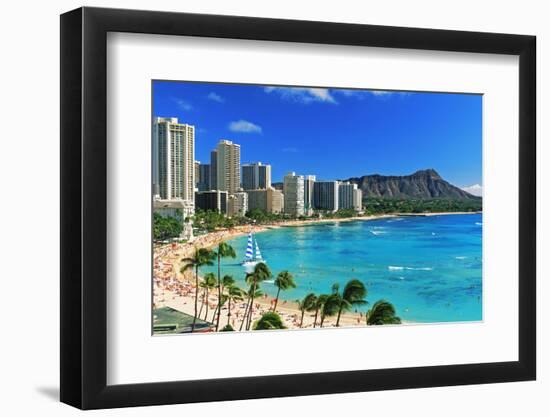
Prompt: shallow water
<box><xmin>202</xmin><ymin>214</ymin><xmax>482</xmax><ymax>323</ymax></box>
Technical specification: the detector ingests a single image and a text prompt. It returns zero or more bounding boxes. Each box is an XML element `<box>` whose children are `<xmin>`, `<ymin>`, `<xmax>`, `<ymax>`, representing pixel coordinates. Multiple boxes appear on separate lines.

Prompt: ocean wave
<box><xmin>475</xmin><ymin>222</ymin><xmax>482</xmax><ymax>226</ymax></box>
<box><xmin>370</xmin><ymin>230</ymin><xmax>386</xmax><ymax>235</ymax></box>
<box><xmin>455</xmin><ymin>256</ymin><xmax>467</xmax><ymax>260</ymax></box>
<box><xmin>388</xmin><ymin>265</ymin><xmax>433</xmax><ymax>271</ymax></box>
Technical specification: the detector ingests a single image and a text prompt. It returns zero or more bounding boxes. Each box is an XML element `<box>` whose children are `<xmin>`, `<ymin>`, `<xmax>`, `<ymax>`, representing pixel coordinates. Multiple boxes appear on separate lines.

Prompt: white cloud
<box><xmin>228</xmin><ymin>119</ymin><xmax>262</xmax><ymax>134</ymax></box>
<box><xmin>461</xmin><ymin>184</ymin><xmax>483</xmax><ymax>197</ymax></box>
<box><xmin>207</xmin><ymin>92</ymin><xmax>224</xmax><ymax>103</ymax></box>
<box><xmin>264</xmin><ymin>87</ymin><xmax>337</xmax><ymax>104</ymax></box>
<box><xmin>334</xmin><ymin>89</ymin><xmax>413</xmax><ymax>100</ymax></box>
<box><xmin>173</xmin><ymin>98</ymin><xmax>192</xmax><ymax>111</ymax></box>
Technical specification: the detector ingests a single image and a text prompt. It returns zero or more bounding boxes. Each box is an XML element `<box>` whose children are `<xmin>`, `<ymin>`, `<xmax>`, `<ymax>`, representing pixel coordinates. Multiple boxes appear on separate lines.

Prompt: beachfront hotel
<box><xmin>247</xmin><ymin>187</ymin><xmax>285</xmax><ymax>214</ymax></box>
<box><xmin>227</xmin><ymin>192</ymin><xmax>249</xmax><ymax>216</ymax></box>
<box><xmin>313</xmin><ymin>180</ymin><xmax>339</xmax><ymax>212</ymax></box>
<box><xmin>283</xmin><ymin>172</ymin><xmax>305</xmax><ymax>216</ymax></box>
<box><xmin>210</xmin><ymin>149</ymin><xmax>218</xmax><ymax>190</ymax></box>
<box><xmin>339</xmin><ymin>182</ymin><xmax>360</xmax><ymax>210</ymax></box>
<box><xmin>197</xmin><ymin>163</ymin><xmax>211</xmax><ymax>191</ymax></box>
<box><xmin>242</xmin><ymin>162</ymin><xmax>272</xmax><ymax>190</ymax></box>
<box><xmin>153</xmin><ymin>117</ymin><xmax>195</xmax><ymax>203</ymax></box>
<box><xmin>216</xmin><ymin>140</ymin><xmax>241</xmax><ymax>194</ymax></box>
<box><xmin>304</xmin><ymin>175</ymin><xmax>316</xmax><ymax>216</ymax></box>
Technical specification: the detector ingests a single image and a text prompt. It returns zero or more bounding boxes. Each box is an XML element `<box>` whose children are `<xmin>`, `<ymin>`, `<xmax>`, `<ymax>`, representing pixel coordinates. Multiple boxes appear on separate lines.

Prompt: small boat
<box><xmin>241</xmin><ymin>232</ymin><xmax>265</xmax><ymax>272</ymax></box>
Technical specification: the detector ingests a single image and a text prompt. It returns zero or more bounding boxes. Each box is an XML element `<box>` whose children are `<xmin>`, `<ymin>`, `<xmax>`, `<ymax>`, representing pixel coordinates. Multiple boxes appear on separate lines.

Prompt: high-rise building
<box><xmin>338</xmin><ymin>182</ymin><xmax>358</xmax><ymax>210</ymax></box>
<box><xmin>304</xmin><ymin>175</ymin><xmax>316</xmax><ymax>216</ymax></box>
<box><xmin>195</xmin><ymin>190</ymin><xmax>228</xmax><ymax>213</ymax></box>
<box><xmin>353</xmin><ymin>188</ymin><xmax>363</xmax><ymax>211</ymax></box>
<box><xmin>210</xmin><ymin>150</ymin><xmax>218</xmax><ymax>190</ymax></box>
<box><xmin>313</xmin><ymin>181</ymin><xmax>339</xmax><ymax>212</ymax></box>
<box><xmin>283</xmin><ymin>172</ymin><xmax>305</xmax><ymax>217</ymax></box>
<box><xmin>267</xmin><ymin>187</ymin><xmax>284</xmax><ymax>214</ymax></box>
<box><xmin>153</xmin><ymin>117</ymin><xmax>195</xmax><ymax>203</ymax></box>
<box><xmin>246</xmin><ymin>187</ymin><xmax>284</xmax><ymax>214</ymax></box>
<box><xmin>216</xmin><ymin>140</ymin><xmax>241</xmax><ymax>194</ymax></box>
<box><xmin>197</xmin><ymin>164</ymin><xmax>211</xmax><ymax>191</ymax></box>
<box><xmin>194</xmin><ymin>161</ymin><xmax>200</xmax><ymax>186</ymax></box>
<box><xmin>227</xmin><ymin>192</ymin><xmax>248</xmax><ymax>217</ymax></box>
<box><xmin>242</xmin><ymin>162</ymin><xmax>272</xmax><ymax>190</ymax></box>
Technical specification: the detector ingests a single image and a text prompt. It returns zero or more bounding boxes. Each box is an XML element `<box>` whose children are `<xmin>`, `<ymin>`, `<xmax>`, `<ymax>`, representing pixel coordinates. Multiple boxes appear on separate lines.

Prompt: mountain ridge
<box><xmin>344</xmin><ymin>169</ymin><xmax>478</xmax><ymax>200</ymax></box>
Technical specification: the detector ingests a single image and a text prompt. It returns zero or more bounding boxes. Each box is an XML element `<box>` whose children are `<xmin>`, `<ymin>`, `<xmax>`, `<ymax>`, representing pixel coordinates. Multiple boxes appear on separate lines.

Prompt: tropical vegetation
<box><xmin>253</xmin><ymin>311</ymin><xmax>286</xmax><ymax>330</ymax></box>
<box><xmin>366</xmin><ymin>300</ymin><xmax>402</xmax><ymax>325</ymax></box>
<box><xmin>180</xmin><ymin>247</ymin><xmax>215</xmax><ymax>332</ymax></box>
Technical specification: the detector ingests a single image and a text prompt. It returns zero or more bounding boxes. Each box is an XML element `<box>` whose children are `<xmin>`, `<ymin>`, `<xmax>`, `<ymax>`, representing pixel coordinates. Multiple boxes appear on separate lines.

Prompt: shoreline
<box><xmin>153</xmin><ymin>210</ymin><xmax>480</xmax><ymax>332</ymax></box>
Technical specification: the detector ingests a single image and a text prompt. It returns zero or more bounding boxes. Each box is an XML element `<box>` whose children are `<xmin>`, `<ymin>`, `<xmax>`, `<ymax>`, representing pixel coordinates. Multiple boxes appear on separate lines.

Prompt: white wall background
<box><xmin>0</xmin><ymin>0</ymin><xmax>546</xmax><ymax>415</ymax></box>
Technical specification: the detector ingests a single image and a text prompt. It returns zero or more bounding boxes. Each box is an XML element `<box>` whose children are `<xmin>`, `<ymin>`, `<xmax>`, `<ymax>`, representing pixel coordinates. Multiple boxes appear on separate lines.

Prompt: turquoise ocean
<box><xmin>203</xmin><ymin>214</ymin><xmax>482</xmax><ymax>323</ymax></box>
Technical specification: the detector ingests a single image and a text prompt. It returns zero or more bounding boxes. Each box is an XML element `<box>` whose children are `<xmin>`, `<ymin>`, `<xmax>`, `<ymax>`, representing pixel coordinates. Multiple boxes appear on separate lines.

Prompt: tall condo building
<box><xmin>353</xmin><ymin>188</ymin><xmax>363</xmax><ymax>211</ymax></box>
<box><xmin>338</xmin><ymin>182</ymin><xmax>358</xmax><ymax>210</ymax></box>
<box><xmin>153</xmin><ymin>117</ymin><xmax>195</xmax><ymax>202</ymax></box>
<box><xmin>210</xmin><ymin>150</ymin><xmax>218</xmax><ymax>190</ymax></box>
<box><xmin>313</xmin><ymin>181</ymin><xmax>339</xmax><ymax>212</ymax></box>
<box><xmin>242</xmin><ymin>162</ymin><xmax>272</xmax><ymax>190</ymax></box>
<box><xmin>304</xmin><ymin>175</ymin><xmax>316</xmax><ymax>215</ymax></box>
<box><xmin>227</xmin><ymin>192</ymin><xmax>249</xmax><ymax>217</ymax></box>
<box><xmin>197</xmin><ymin>164</ymin><xmax>211</xmax><ymax>191</ymax></box>
<box><xmin>194</xmin><ymin>161</ymin><xmax>200</xmax><ymax>186</ymax></box>
<box><xmin>283</xmin><ymin>172</ymin><xmax>305</xmax><ymax>217</ymax></box>
<box><xmin>247</xmin><ymin>187</ymin><xmax>284</xmax><ymax>214</ymax></box>
<box><xmin>216</xmin><ymin>140</ymin><xmax>241</xmax><ymax>194</ymax></box>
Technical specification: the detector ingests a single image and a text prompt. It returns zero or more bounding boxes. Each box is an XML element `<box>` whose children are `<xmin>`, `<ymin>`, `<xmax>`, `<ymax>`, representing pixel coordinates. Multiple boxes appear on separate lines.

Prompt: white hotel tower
<box><xmin>153</xmin><ymin>117</ymin><xmax>195</xmax><ymax>202</ymax></box>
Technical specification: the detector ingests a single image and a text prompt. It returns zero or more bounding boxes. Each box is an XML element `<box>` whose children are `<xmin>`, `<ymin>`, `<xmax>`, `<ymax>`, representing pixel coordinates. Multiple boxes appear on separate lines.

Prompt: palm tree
<box><xmin>366</xmin><ymin>300</ymin><xmax>401</xmax><ymax>325</ymax></box>
<box><xmin>253</xmin><ymin>311</ymin><xmax>286</xmax><ymax>330</ymax></box>
<box><xmin>298</xmin><ymin>293</ymin><xmax>317</xmax><ymax>328</ymax></box>
<box><xmin>199</xmin><ymin>272</ymin><xmax>217</xmax><ymax>320</ymax></box>
<box><xmin>335</xmin><ymin>279</ymin><xmax>368</xmax><ymax>327</ymax></box>
<box><xmin>312</xmin><ymin>294</ymin><xmax>328</xmax><ymax>328</ymax></box>
<box><xmin>215</xmin><ymin>242</ymin><xmax>236</xmax><ymax>331</ymax></box>
<box><xmin>180</xmin><ymin>247</ymin><xmax>215</xmax><ymax>332</ymax></box>
<box><xmin>225</xmin><ymin>284</ymin><xmax>244</xmax><ymax>327</ymax></box>
<box><xmin>272</xmin><ymin>271</ymin><xmax>296</xmax><ymax>312</ymax></box>
<box><xmin>211</xmin><ymin>293</ymin><xmax>228</xmax><ymax>323</ymax></box>
<box><xmin>210</xmin><ymin>275</ymin><xmax>236</xmax><ymax>323</ymax></box>
<box><xmin>239</xmin><ymin>284</ymin><xmax>264</xmax><ymax>331</ymax></box>
<box><xmin>245</xmin><ymin>262</ymin><xmax>272</xmax><ymax>330</ymax></box>
<box><xmin>222</xmin><ymin>274</ymin><xmax>235</xmax><ymax>290</ymax></box>
<box><xmin>320</xmin><ymin>293</ymin><xmax>341</xmax><ymax>327</ymax></box>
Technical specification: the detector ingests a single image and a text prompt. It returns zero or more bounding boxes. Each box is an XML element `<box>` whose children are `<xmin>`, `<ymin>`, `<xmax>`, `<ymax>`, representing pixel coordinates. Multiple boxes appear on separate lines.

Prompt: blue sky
<box><xmin>153</xmin><ymin>81</ymin><xmax>482</xmax><ymax>188</ymax></box>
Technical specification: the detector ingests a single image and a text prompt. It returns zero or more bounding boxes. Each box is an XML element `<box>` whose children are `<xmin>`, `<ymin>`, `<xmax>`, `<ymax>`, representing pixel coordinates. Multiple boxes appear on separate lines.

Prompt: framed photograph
<box><xmin>60</xmin><ymin>7</ymin><xmax>536</xmax><ymax>410</ymax></box>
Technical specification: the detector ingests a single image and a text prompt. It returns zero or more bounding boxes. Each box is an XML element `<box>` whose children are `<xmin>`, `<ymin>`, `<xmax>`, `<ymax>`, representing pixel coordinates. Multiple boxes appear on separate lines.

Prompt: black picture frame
<box><xmin>60</xmin><ymin>6</ymin><xmax>536</xmax><ymax>410</ymax></box>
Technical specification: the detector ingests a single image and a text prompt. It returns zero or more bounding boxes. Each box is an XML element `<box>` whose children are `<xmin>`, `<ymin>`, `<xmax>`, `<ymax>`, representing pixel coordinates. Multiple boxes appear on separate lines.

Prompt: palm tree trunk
<box><xmin>273</xmin><ymin>287</ymin><xmax>281</xmax><ymax>312</ymax></box>
<box><xmin>320</xmin><ymin>314</ymin><xmax>325</xmax><ymax>328</ymax></box>
<box><xmin>336</xmin><ymin>305</ymin><xmax>343</xmax><ymax>327</ymax></box>
<box><xmin>227</xmin><ymin>298</ymin><xmax>231</xmax><ymax>326</ymax></box>
<box><xmin>211</xmin><ymin>303</ymin><xmax>218</xmax><ymax>323</ymax></box>
<box><xmin>191</xmin><ymin>266</ymin><xmax>199</xmax><ymax>332</ymax></box>
<box><xmin>313</xmin><ymin>308</ymin><xmax>319</xmax><ymax>328</ymax></box>
<box><xmin>239</xmin><ymin>297</ymin><xmax>251</xmax><ymax>331</ymax></box>
<box><xmin>246</xmin><ymin>281</ymin><xmax>257</xmax><ymax>330</ymax></box>
<box><xmin>198</xmin><ymin>290</ymin><xmax>205</xmax><ymax>319</ymax></box>
<box><xmin>300</xmin><ymin>310</ymin><xmax>305</xmax><ymax>327</ymax></box>
<box><xmin>216</xmin><ymin>253</ymin><xmax>221</xmax><ymax>331</ymax></box>
<box><xmin>204</xmin><ymin>289</ymin><xmax>209</xmax><ymax>320</ymax></box>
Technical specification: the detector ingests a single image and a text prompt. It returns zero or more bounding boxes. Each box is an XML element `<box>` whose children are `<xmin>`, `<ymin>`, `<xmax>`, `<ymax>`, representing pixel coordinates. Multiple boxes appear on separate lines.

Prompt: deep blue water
<box><xmin>202</xmin><ymin>214</ymin><xmax>482</xmax><ymax>323</ymax></box>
